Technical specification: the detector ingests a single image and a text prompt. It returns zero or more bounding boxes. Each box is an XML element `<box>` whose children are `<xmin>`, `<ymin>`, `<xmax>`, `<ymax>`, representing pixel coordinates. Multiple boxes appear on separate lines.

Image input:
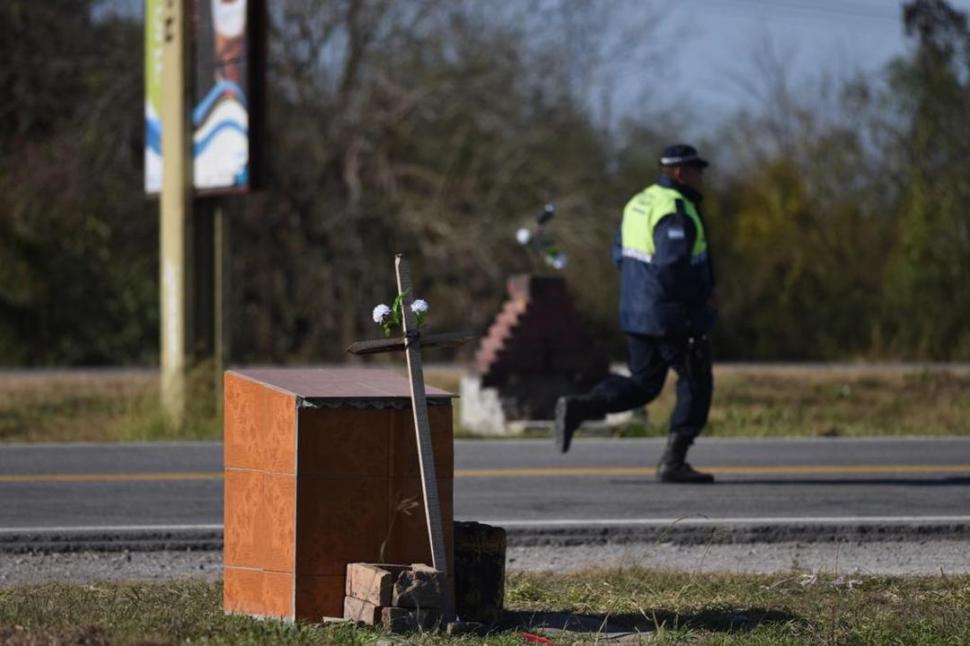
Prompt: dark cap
<box><xmin>659</xmin><ymin>144</ymin><xmax>709</xmax><ymax>168</ymax></box>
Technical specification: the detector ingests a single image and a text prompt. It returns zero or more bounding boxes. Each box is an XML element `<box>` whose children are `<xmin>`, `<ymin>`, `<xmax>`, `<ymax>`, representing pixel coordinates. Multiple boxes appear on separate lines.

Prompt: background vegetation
<box><xmin>3</xmin><ymin>365</ymin><xmax>968</xmax><ymax>442</ymax></box>
<box><xmin>1</xmin><ymin>0</ymin><xmax>968</xmax><ymax>366</ymax></box>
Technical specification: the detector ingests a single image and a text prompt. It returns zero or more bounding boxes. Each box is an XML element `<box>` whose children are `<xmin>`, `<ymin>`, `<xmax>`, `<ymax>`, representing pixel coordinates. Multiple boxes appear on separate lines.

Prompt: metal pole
<box><xmin>160</xmin><ymin>0</ymin><xmax>190</xmax><ymax>426</ymax></box>
<box><xmin>190</xmin><ymin>201</ymin><xmax>217</xmax><ymax>411</ymax></box>
<box><xmin>214</xmin><ymin>203</ymin><xmax>228</xmax><ymax>415</ymax></box>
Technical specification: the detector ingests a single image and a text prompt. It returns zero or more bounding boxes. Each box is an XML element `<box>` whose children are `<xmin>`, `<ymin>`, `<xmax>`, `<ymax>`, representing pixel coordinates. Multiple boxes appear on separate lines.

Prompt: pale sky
<box><xmin>104</xmin><ymin>0</ymin><xmax>970</xmax><ymax>128</ymax></box>
<box><xmin>665</xmin><ymin>0</ymin><xmax>970</xmax><ymax>120</ymax></box>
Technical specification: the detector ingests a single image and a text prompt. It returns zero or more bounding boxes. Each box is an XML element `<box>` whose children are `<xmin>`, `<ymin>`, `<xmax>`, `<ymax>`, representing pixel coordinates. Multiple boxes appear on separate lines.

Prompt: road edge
<box><xmin>2</xmin><ymin>520</ymin><xmax>969</xmax><ymax>553</ymax></box>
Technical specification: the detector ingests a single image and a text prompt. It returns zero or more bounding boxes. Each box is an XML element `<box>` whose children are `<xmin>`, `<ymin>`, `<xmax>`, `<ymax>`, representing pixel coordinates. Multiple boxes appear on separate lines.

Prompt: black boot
<box><xmin>554</xmin><ymin>395</ymin><xmax>602</xmax><ymax>453</ymax></box>
<box><xmin>657</xmin><ymin>434</ymin><xmax>714</xmax><ymax>483</ymax></box>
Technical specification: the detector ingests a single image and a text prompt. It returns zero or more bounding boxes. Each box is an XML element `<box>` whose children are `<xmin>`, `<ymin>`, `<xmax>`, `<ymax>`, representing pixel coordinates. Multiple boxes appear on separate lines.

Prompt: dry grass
<box><xmin>1</xmin><ymin>365</ymin><xmax>969</xmax><ymax>443</ymax></box>
<box><xmin>715</xmin><ymin>369</ymin><xmax>970</xmax><ymax>437</ymax></box>
<box><xmin>0</xmin><ymin>368</ymin><xmax>220</xmax><ymax>443</ymax></box>
<box><xmin>609</xmin><ymin>365</ymin><xmax>970</xmax><ymax>439</ymax></box>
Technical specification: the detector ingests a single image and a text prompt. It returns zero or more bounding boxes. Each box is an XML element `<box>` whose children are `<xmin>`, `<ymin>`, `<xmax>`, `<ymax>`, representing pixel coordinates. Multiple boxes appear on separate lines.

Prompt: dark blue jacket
<box><xmin>612</xmin><ymin>176</ymin><xmax>717</xmax><ymax>338</ymax></box>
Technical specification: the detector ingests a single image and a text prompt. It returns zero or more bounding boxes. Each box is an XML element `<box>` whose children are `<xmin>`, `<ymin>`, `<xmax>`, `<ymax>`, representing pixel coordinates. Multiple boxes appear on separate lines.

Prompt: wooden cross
<box><xmin>346</xmin><ymin>254</ymin><xmax>471</xmax><ymax>624</ymax></box>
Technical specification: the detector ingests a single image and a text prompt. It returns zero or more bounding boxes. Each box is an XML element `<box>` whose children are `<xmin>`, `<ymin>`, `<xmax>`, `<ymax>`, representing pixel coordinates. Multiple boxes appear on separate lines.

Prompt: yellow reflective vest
<box><xmin>614</xmin><ymin>177</ymin><xmax>716</xmax><ymax>336</ymax></box>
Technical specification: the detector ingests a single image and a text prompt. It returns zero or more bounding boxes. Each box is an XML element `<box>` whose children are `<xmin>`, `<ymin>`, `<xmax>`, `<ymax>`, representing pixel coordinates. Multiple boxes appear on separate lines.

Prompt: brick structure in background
<box><xmin>461</xmin><ymin>274</ymin><xmax>609</xmax><ymax>432</ymax></box>
<box><xmin>223</xmin><ymin>368</ymin><xmax>454</xmax><ymax>622</ymax></box>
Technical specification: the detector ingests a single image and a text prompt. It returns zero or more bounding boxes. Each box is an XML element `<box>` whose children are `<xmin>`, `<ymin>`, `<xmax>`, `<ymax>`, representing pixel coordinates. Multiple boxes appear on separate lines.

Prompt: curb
<box><xmin>2</xmin><ymin>520</ymin><xmax>969</xmax><ymax>553</ymax></box>
<box><xmin>503</xmin><ymin>520</ymin><xmax>970</xmax><ymax>546</ymax></box>
<box><xmin>0</xmin><ymin>528</ymin><xmax>223</xmax><ymax>554</ymax></box>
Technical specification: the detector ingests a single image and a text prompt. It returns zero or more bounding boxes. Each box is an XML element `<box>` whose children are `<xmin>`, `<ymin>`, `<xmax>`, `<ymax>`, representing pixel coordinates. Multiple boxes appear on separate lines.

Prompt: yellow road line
<box><xmin>456</xmin><ymin>465</ymin><xmax>970</xmax><ymax>478</ymax></box>
<box><xmin>1</xmin><ymin>464</ymin><xmax>969</xmax><ymax>483</ymax></box>
<box><xmin>0</xmin><ymin>472</ymin><xmax>221</xmax><ymax>483</ymax></box>
<box><xmin>711</xmin><ymin>464</ymin><xmax>970</xmax><ymax>476</ymax></box>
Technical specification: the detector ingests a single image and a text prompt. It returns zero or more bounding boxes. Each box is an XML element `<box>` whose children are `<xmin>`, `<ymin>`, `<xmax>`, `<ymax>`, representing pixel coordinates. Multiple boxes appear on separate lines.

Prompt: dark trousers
<box><xmin>590</xmin><ymin>333</ymin><xmax>713</xmax><ymax>438</ymax></box>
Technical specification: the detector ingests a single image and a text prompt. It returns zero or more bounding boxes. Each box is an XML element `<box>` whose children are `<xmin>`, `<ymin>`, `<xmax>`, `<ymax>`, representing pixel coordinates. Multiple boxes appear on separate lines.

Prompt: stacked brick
<box><xmin>473</xmin><ymin>274</ymin><xmax>609</xmax><ymax>419</ymax></box>
<box><xmin>343</xmin><ymin>563</ymin><xmax>445</xmax><ymax>632</ymax></box>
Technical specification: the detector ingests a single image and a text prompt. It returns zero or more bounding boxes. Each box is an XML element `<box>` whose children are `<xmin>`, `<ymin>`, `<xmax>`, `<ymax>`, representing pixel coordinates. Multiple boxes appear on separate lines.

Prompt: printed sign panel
<box><xmin>145</xmin><ymin>0</ymin><xmax>263</xmax><ymax>195</ymax></box>
<box><xmin>144</xmin><ymin>0</ymin><xmax>163</xmax><ymax>193</ymax></box>
<box><xmin>193</xmin><ymin>0</ymin><xmax>250</xmax><ymax>191</ymax></box>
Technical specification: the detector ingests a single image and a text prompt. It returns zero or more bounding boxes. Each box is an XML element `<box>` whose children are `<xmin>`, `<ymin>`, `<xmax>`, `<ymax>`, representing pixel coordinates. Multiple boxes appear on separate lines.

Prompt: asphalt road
<box><xmin>1</xmin><ymin>438</ymin><xmax>968</xmax><ymax>534</ymax></box>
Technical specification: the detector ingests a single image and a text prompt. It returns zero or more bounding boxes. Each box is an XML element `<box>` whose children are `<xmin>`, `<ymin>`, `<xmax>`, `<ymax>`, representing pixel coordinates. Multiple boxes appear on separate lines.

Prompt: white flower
<box><xmin>545</xmin><ymin>252</ymin><xmax>568</xmax><ymax>270</ymax></box>
<box><xmin>372</xmin><ymin>304</ymin><xmax>391</xmax><ymax>324</ymax></box>
<box><xmin>410</xmin><ymin>299</ymin><xmax>429</xmax><ymax>314</ymax></box>
<box><xmin>516</xmin><ymin>227</ymin><xmax>532</xmax><ymax>245</ymax></box>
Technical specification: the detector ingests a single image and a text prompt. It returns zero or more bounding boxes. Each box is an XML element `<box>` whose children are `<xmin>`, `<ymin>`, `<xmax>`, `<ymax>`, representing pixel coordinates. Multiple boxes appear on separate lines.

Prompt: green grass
<box><xmin>507</xmin><ymin>568</ymin><xmax>970</xmax><ymax>644</ymax></box>
<box><xmin>2</xmin><ymin>366</ymin><xmax>969</xmax><ymax>443</ymax></box>
<box><xmin>1</xmin><ymin>569</ymin><xmax>968</xmax><ymax>644</ymax></box>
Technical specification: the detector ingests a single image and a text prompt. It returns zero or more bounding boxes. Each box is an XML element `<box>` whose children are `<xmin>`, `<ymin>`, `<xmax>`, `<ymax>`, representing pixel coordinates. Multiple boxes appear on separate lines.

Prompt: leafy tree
<box><xmin>0</xmin><ymin>1</ymin><xmax>155</xmax><ymax>364</ymax></box>
<box><xmin>229</xmin><ymin>0</ymin><xmax>659</xmax><ymax>362</ymax></box>
<box><xmin>5</xmin><ymin>0</ymin><xmax>969</xmax><ymax>367</ymax></box>
<box><xmin>882</xmin><ymin>0</ymin><xmax>970</xmax><ymax>358</ymax></box>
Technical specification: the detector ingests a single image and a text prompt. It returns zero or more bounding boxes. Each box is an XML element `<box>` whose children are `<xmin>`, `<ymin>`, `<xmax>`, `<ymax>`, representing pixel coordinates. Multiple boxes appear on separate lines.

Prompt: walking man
<box><xmin>554</xmin><ymin>144</ymin><xmax>717</xmax><ymax>484</ymax></box>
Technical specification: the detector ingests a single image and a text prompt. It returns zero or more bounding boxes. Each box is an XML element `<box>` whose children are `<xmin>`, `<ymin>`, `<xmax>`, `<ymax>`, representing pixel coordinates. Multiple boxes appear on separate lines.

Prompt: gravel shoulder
<box><xmin>2</xmin><ymin>541</ymin><xmax>969</xmax><ymax>589</ymax></box>
<box><xmin>507</xmin><ymin>540</ymin><xmax>970</xmax><ymax>576</ymax></box>
<box><xmin>0</xmin><ymin>550</ymin><xmax>222</xmax><ymax>588</ymax></box>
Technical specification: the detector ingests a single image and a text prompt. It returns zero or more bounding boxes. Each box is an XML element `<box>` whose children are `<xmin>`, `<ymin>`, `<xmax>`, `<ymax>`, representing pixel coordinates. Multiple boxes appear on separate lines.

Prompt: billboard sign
<box><xmin>145</xmin><ymin>0</ymin><xmax>263</xmax><ymax>195</ymax></box>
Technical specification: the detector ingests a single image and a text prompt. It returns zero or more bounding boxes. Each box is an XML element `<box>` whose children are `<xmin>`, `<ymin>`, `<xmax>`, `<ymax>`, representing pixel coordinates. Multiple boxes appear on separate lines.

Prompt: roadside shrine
<box><xmin>222</xmin><ymin>255</ymin><xmax>469</xmax><ymax>623</ymax></box>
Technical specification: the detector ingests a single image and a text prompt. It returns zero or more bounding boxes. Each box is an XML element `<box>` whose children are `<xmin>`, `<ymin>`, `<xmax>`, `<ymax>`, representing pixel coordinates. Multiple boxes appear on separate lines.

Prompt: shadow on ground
<box><xmin>497</xmin><ymin>606</ymin><xmax>801</xmax><ymax>640</ymax></box>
